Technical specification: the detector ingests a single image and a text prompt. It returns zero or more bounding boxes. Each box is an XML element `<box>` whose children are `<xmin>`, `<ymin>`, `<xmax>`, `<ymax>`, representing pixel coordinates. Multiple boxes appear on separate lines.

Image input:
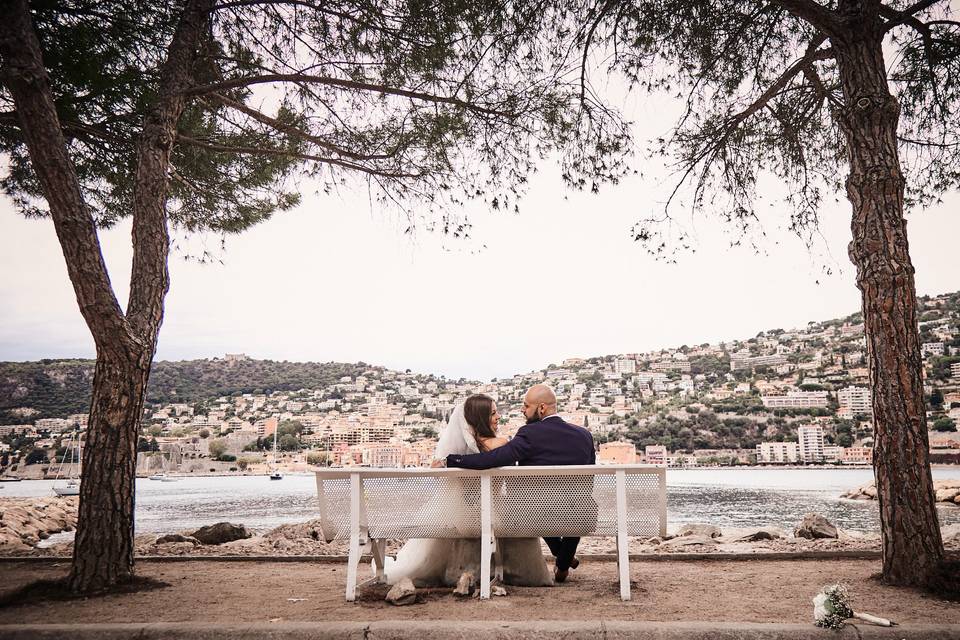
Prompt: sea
<box><xmin>4</xmin><ymin>467</ymin><xmax>959</xmax><ymax>536</ymax></box>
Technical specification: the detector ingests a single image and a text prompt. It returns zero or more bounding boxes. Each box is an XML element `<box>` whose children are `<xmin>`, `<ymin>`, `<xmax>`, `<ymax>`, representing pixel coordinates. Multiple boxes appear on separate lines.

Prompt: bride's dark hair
<box><xmin>463</xmin><ymin>394</ymin><xmax>497</xmax><ymax>450</ymax></box>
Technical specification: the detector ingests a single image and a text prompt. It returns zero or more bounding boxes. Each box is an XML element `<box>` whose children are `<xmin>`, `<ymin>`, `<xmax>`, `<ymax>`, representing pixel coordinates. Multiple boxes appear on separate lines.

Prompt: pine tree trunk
<box><xmin>69</xmin><ymin>347</ymin><xmax>152</xmax><ymax>592</ymax></box>
<box><xmin>1</xmin><ymin>0</ymin><xmax>211</xmax><ymax>593</ymax></box>
<box><xmin>834</xmin><ymin>12</ymin><xmax>943</xmax><ymax>587</ymax></box>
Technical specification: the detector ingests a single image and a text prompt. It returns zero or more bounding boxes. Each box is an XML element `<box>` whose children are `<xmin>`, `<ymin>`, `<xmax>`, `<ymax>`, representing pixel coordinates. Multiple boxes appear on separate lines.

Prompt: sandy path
<box><xmin>0</xmin><ymin>558</ymin><xmax>956</xmax><ymax>625</ymax></box>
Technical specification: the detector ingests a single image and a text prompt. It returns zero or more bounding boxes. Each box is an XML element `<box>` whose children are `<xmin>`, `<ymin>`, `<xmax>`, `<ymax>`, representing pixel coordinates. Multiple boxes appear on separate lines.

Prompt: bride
<box><xmin>381</xmin><ymin>394</ymin><xmax>553</xmax><ymax>587</ymax></box>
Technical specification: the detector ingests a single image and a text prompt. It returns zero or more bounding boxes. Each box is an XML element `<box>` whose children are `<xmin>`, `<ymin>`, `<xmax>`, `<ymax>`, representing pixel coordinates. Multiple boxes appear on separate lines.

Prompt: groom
<box><xmin>442</xmin><ymin>384</ymin><xmax>596</xmax><ymax>583</ymax></box>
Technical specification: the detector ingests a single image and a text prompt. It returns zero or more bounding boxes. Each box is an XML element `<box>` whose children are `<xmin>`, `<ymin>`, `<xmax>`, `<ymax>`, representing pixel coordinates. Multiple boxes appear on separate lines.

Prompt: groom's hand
<box><xmin>430</xmin><ymin>459</ymin><xmax>447</xmax><ymax>468</ymax></box>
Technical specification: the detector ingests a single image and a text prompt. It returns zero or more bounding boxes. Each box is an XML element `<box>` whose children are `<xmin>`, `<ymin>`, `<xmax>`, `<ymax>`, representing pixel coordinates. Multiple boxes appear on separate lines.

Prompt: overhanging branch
<box><xmin>769</xmin><ymin>0</ymin><xmax>842</xmax><ymax>37</ymax></box>
<box><xmin>184</xmin><ymin>73</ymin><xmax>517</xmax><ymax>118</ymax></box>
<box><xmin>177</xmin><ymin>134</ymin><xmax>426</xmax><ymax>178</ymax></box>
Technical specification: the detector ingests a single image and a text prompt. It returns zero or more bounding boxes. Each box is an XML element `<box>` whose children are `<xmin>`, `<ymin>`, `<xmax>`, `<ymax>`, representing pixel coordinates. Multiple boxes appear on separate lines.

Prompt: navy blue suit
<box><xmin>446</xmin><ymin>415</ymin><xmax>596</xmax><ymax>571</ymax></box>
<box><xmin>446</xmin><ymin>415</ymin><xmax>596</xmax><ymax>469</ymax></box>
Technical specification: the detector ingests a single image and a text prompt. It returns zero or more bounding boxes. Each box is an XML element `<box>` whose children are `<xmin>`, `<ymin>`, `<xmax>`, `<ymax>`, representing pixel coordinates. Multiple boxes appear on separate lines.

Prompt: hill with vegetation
<box><xmin>0</xmin><ymin>358</ymin><xmax>373</xmax><ymax>424</ymax></box>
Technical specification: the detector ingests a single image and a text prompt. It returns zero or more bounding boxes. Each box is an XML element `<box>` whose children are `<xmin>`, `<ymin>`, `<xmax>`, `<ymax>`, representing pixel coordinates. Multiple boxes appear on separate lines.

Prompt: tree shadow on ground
<box><xmin>0</xmin><ymin>575</ymin><xmax>169</xmax><ymax>609</ymax></box>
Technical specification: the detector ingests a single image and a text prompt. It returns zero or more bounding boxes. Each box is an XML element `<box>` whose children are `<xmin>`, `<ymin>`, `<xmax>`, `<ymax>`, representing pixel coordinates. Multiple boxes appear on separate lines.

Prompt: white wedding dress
<box><xmin>380</xmin><ymin>403</ymin><xmax>553</xmax><ymax>587</ymax></box>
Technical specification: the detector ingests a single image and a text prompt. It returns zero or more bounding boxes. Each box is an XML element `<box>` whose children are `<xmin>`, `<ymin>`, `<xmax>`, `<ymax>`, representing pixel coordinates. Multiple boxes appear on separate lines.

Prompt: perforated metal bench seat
<box><xmin>314</xmin><ymin>465</ymin><xmax>667</xmax><ymax>601</ymax></box>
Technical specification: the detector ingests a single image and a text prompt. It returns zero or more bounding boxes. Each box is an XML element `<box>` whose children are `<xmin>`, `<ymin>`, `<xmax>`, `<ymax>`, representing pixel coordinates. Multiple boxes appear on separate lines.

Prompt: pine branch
<box><xmin>183</xmin><ymin>73</ymin><xmax>518</xmax><ymax>118</ymax></box>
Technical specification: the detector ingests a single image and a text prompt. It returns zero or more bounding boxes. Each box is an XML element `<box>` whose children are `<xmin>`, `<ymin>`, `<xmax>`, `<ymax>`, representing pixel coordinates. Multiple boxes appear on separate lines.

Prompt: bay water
<box><xmin>4</xmin><ymin>467</ymin><xmax>959</xmax><ymax>536</ymax></box>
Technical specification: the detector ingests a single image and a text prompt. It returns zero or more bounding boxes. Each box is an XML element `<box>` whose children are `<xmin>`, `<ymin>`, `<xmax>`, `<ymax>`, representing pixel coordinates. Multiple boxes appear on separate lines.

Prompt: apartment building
<box><xmin>837</xmin><ymin>386</ymin><xmax>872</xmax><ymax>417</ymax></box>
<box><xmin>761</xmin><ymin>391</ymin><xmax>829</xmax><ymax>409</ymax></box>
<box><xmin>798</xmin><ymin>424</ymin><xmax>826</xmax><ymax>463</ymax></box>
<box><xmin>755</xmin><ymin>441</ymin><xmax>799</xmax><ymax>464</ymax></box>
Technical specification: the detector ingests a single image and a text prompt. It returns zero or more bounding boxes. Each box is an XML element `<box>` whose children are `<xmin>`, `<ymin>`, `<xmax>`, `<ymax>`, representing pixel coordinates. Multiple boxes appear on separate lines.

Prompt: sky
<box><xmin>2</xmin><ymin>97</ymin><xmax>959</xmax><ymax>382</ymax></box>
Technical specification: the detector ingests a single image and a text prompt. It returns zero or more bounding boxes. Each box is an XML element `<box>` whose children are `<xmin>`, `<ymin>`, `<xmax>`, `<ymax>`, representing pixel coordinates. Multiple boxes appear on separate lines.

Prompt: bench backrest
<box><xmin>314</xmin><ymin>465</ymin><xmax>666</xmax><ymax>541</ymax></box>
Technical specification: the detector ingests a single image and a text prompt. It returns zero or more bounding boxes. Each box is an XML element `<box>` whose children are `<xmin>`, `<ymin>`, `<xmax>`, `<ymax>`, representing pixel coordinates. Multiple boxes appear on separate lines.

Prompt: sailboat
<box><xmin>269</xmin><ymin>426</ymin><xmax>283</xmax><ymax>480</ymax></box>
<box><xmin>52</xmin><ymin>430</ymin><xmax>81</xmax><ymax>497</ymax></box>
<box><xmin>148</xmin><ymin>452</ymin><xmax>166</xmax><ymax>480</ymax></box>
<box><xmin>149</xmin><ymin>449</ymin><xmax>179</xmax><ymax>481</ymax></box>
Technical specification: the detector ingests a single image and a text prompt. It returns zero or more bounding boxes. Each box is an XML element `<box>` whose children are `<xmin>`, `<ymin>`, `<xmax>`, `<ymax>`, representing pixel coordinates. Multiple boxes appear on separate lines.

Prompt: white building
<box><xmin>761</xmin><ymin>391</ymin><xmax>829</xmax><ymax>409</ymax></box>
<box><xmin>34</xmin><ymin>418</ymin><xmax>74</xmax><ymax>433</ymax></box>
<box><xmin>615</xmin><ymin>358</ymin><xmax>636</xmax><ymax>375</ymax></box>
<box><xmin>823</xmin><ymin>445</ymin><xmax>844</xmax><ymax>463</ymax></box>
<box><xmin>837</xmin><ymin>386</ymin><xmax>872</xmax><ymax>417</ymax></box>
<box><xmin>952</xmin><ymin>362</ymin><xmax>960</xmax><ymax>379</ymax></box>
<box><xmin>755</xmin><ymin>441</ymin><xmax>799</xmax><ymax>464</ymax></box>
<box><xmin>798</xmin><ymin>424</ymin><xmax>825</xmax><ymax>463</ymax></box>
<box><xmin>730</xmin><ymin>353</ymin><xmax>788</xmax><ymax>372</ymax></box>
<box><xmin>922</xmin><ymin>342</ymin><xmax>945</xmax><ymax>357</ymax></box>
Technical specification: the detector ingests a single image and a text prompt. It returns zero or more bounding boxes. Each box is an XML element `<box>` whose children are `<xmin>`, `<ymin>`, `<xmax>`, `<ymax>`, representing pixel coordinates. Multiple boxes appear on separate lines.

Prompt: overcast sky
<box><xmin>2</xmin><ymin>91</ymin><xmax>959</xmax><ymax>381</ymax></box>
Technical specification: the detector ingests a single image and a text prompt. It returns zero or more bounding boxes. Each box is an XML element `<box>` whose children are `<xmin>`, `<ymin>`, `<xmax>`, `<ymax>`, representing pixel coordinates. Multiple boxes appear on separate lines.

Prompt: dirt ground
<box><xmin>0</xmin><ymin>558</ymin><xmax>957</xmax><ymax>625</ymax></box>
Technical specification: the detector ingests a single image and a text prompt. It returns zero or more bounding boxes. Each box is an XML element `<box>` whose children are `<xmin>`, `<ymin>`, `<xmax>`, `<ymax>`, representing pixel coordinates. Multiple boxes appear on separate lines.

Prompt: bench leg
<box><xmin>346</xmin><ymin>533</ymin><xmax>361</xmax><ymax>601</ymax></box>
<box><xmin>480</xmin><ymin>475</ymin><xmax>492</xmax><ymax>599</ymax></box>
<box><xmin>346</xmin><ymin>472</ymin><xmax>362</xmax><ymax>602</ymax></box>
<box><xmin>615</xmin><ymin>469</ymin><xmax>631</xmax><ymax>601</ymax></box>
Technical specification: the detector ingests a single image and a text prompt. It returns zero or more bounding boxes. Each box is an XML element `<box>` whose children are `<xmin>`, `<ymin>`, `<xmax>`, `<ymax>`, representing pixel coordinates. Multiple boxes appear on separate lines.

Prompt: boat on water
<box><xmin>52</xmin><ymin>430</ymin><xmax>82</xmax><ymax>497</ymax></box>
<box><xmin>148</xmin><ymin>450</ymin><xmax>180</xmax><ymax>481</ymax></box>
<box><xmin>269</xmin><ymin>426</ymin><xmax>283</xmax><ymax>480</ymax></box>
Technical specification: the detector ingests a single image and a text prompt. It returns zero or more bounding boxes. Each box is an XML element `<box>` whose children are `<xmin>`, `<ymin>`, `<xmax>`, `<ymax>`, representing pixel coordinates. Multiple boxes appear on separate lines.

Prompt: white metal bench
<box><xmin>314</xmin><ymin>464</ymin><xmax>666</xmax><ymax>601</ymax></box>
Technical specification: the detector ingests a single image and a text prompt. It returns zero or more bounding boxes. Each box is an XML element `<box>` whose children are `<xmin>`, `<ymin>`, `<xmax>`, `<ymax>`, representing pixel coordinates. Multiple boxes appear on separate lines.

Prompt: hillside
<box><xmin>0</xmin><ymin>358</ymin><xmax>374</xmax><ymax>424</ymax></box>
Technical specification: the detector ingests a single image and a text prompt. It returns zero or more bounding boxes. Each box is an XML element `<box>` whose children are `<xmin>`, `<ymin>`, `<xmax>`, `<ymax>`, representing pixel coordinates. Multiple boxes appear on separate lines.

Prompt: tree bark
<box><xmin>70</xmin><ymin>347</ymin><xmax>152</xmax><ymax>591</ymax></box>
<box><xmin>0</xmin><ymin>0</ymin><xmax>211</xmax><ymax>592</ymax></box>
<box><xmin>834</xmin><ymin>3</ymin><xmax>943</xmax><ymax>587</ymax></box>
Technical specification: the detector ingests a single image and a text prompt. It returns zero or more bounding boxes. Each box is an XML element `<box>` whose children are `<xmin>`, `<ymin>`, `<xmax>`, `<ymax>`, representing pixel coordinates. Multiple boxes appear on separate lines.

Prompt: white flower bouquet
<box><xmin>813</xmin><ymin>584</ymin><xmax>894</xmax><ymax>629</ymax></box>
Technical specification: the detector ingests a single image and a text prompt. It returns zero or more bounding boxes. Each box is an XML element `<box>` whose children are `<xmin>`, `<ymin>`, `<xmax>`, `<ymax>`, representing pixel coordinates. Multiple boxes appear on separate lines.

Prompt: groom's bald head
<box><xmin>523</xmin><ymin>384</ymin><xmax>557</xmax><ymax>423</ymax></box>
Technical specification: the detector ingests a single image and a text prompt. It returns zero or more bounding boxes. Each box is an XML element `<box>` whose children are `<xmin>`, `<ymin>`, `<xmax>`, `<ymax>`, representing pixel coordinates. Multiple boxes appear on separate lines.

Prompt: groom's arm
<box><xmin>446</xmin><ymin>428</ymin><xmax>533</xmax><ymax>469</ymax></box>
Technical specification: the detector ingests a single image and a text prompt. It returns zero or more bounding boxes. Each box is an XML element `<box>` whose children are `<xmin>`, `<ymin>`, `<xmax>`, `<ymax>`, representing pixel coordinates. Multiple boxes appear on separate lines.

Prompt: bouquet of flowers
<box><xmin>813</xmin><ymin>584</ymin><xmax>894</xmax><ymax>629</ymax></box>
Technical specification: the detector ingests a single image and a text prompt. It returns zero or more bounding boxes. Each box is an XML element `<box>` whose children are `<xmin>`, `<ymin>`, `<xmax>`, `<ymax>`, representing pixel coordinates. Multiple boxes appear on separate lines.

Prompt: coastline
<box><xmin>2</xmin><ymin>464</ymin><xmax>956</xmax><ymax>482</ymax></box>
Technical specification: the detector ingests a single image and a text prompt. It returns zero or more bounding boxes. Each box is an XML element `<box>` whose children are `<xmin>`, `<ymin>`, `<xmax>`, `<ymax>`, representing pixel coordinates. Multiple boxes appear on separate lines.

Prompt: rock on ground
<box><xmin>156</xmin><ymin>533</ymin><xmax>200</xmax><ymax>546</ymax></box>
<box><xmin>190</xmin><ymin>522</ymin><xmax>251</xmax><ymax>545</ymax></box>
<box><xmin>846</xmin><ymin>480</ymin><xmax>960</xmax><ymax>504</ymax></box>
<box><xmin>675</xmin><ymin>524</ymin><xmax>722</xmax><ymax>539</ymax></box>
<box><xmin>794</xmin><ymin>513</ymin><xmax>838</xmax><ymax>539</ymax></box>
<box><xmin>453</xmin><ymin>571</ymin><xmax>474</xmax><ymax>597</ymax></box>
<box><xmin>659</xmin><ymin>535</ymin><xmax>720</xmax><ymax>549</ymax></box>
<box><xmin>385</xmin><ymin>577</ymin><xmax>417</xmax><ymax>605</ymax></box>
<box><xmin>729</xmin><ymin>527</ymin><xmax>783</xmax><ymax>543</ymax></box>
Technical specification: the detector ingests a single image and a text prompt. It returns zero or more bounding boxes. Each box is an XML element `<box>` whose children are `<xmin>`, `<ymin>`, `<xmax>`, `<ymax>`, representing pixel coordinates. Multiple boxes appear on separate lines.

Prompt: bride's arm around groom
<box><xmin>442</xmin><ymin>384</ymin><xmax>596</xmax><ymax>470</ymax></box>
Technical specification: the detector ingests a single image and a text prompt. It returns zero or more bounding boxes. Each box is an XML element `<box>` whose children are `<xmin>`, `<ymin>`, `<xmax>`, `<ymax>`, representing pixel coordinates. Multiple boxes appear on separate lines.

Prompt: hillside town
<box><xmin>2</xmin><ymin>292</ymin><xmax>959</xmax><ymax>477</ymax></box>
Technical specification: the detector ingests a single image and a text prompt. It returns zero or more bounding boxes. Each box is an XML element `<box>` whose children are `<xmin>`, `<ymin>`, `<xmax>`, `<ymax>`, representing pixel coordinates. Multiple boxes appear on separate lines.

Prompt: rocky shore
<box><xmin>842</xmin><ymin>479</ymin><xmax>960</xmax><ymax>506</ymax></box>
<box><xmin>4</xmin><ymin>511</ymin><xmax>957</xmax><ymax>559</ymax></box>
<box><xmin>0</xmin><ymin>497</ymin><xmax>78</xmax><ymax>552</ymax></box>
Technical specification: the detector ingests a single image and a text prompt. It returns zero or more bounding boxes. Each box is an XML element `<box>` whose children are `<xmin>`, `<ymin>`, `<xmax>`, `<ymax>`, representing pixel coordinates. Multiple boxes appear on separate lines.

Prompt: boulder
<box><xmin>190</xmin><ymin>522</ymin><xmax>251</xmax><ymax>545</ymax></box>
<box><xmin>265</xmin><ymin>519</ymin><xmax>324</xmax><ymax>541</ymax></box>
<box><xmin>659</xmin><ymin>534</ymin><xmax>719</xmax><ymax>549</ymax></box>
<box><xmin>385</xmin><ymin>578</ymin><xmax>417</xmax><ymax>605</ymax></box>
<box><xmin>676</xmin><ymin>524</ymin><xmax>722</xmax><ymax>539</ymax></box>
<box><xmin>841</xmin><ymin>484</ymin><xmax>877</xmax><ymax>500</ymax></box>
<box><xmin>936</xmin><ymin>488</ymin><xmax>960</xmax><ymax>503</ymax></box>
<box><xmin>155</xmin><ymin>533</ymin><xmax>200</xmax><ymax>546</ymax></box>
<box><xmin>794</xmin><ymin>513</ymin><xmax>838</xmax><ymax>539</ymax></box>
<box><xmin>733</xmin><ymin>528</ymin><xmax>782</xmax><ymax>542</ymax></box>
